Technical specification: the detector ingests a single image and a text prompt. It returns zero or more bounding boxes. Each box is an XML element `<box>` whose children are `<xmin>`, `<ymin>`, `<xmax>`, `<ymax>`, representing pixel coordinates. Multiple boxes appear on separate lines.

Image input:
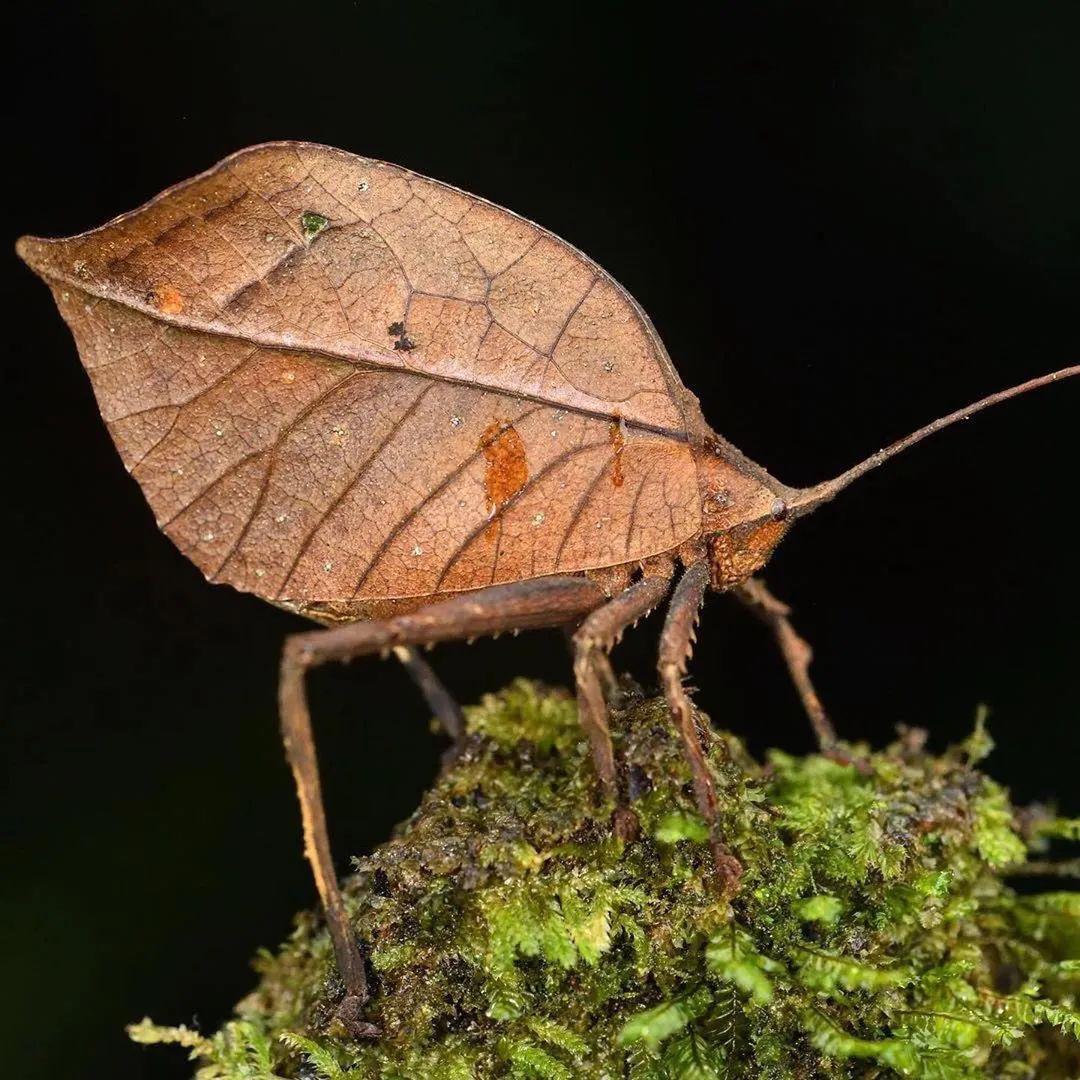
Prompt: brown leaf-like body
<box><xmin>19</xmin><ymin>143</ymin><xmax>782</xmax><ymax>620</ymax></box>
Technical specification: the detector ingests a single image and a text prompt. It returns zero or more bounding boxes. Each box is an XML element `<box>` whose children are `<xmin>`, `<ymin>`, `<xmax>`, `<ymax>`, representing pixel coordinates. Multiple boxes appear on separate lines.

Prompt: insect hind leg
<box><xmin>278</xmin><ymin>575</ymin><xmax>605</xmax><ymax>1029</ymax></box>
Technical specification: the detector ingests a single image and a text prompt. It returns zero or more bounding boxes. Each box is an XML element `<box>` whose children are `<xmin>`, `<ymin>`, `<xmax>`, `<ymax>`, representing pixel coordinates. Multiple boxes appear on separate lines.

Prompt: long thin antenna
<box><xmin>790</xmin><ymin>364</ymin><xmax>1079</xmax><ymax>517</ymax></box>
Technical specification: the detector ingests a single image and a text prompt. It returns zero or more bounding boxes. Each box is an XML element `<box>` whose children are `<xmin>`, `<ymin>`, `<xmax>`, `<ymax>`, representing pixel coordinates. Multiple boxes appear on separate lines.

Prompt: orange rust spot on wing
<box><xmin>609</xmin><ymin>416</ymin><xmax>626</xmax><ymax>487</ymax></box>
<box><xmin>150</xmin><ymin>284</ymin><xmax>184</xmax><ymax>315</ymax></box>
<box><xmin>480</xmin><ymin>420</ymin><xmax>529</xmax><ymax>512</ymax></box>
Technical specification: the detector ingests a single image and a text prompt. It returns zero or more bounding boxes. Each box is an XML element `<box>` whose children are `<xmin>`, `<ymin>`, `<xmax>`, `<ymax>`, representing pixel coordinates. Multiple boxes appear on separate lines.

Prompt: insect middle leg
<box><xmin>393</xmin><ymin>644</ymin><xmax>464</xmax><ymax>745</ymax></box>
<box><xmin>658</xmin><ymin>561</ymin><xmax>743</xmax><ymax>892</ymax></box>
<box><xmin>571</xmin><ymin>560</ymin><xmax>676</xmax><ymax>838</ymax></box>
<box><xmin>278</xmin><ymin>575</ymin><xmax>605</xmax><ymax>1022</ymax></box>
<box><xmin>734</xmin><ymin>577</ymin><xmax>837</xmax><ymax>749</ymax></box>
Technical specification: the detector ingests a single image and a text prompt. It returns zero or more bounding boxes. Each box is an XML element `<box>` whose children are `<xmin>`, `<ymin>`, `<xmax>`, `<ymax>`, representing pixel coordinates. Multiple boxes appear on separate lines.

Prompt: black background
<box><xmin>3</xmin><ymin>3</ymin><xmax>1078</xmax><ymax>1077</ymax></box>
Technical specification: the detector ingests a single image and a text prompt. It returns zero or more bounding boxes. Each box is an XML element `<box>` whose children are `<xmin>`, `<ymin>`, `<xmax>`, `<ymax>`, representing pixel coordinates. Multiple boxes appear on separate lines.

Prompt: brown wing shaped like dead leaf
<box><xmin>18</xmin><ymin>142</ymin><xmax>709</xmax><ymax>616</ymax></box>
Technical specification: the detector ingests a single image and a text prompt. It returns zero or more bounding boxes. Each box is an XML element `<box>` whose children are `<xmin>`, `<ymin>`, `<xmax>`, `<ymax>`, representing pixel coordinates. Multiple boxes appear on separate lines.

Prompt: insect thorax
<box><xmin>692</xmin><ymin>438</ymin><xmax>793</xmax><ymax>591</ymax></box>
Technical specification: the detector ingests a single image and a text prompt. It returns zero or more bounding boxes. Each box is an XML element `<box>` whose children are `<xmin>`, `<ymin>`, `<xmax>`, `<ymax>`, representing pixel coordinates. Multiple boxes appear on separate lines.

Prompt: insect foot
<box><xmin>128</xmin><ymin>679</ymin><xmax>1080</xmax><ymax>1076</ymax></box>
<box><xmin>709</xmin><ymin>840</ymin><xmax>744</xmax><ymax>896</ymax></box>
<box><xmin>333</xmin><ymin>996</ymin><xmax>381</xmax><ymax>1041</ymax></box>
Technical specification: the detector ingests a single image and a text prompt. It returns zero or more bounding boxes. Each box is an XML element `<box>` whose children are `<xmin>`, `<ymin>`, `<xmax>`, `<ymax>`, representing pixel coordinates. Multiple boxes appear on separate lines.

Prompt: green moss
<box><xmin>130</xmin><ymin>679</ymin><xmax>1080</xmax><ymax>1078</ymax></box>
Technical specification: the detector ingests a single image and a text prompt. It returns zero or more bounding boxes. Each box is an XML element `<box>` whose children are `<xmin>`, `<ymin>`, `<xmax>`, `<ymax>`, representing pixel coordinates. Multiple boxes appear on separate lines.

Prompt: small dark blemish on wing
<box><xmin>387</xmin><ymin>321</ymin><xmax>415</xmax><ymax>351</ymax></box>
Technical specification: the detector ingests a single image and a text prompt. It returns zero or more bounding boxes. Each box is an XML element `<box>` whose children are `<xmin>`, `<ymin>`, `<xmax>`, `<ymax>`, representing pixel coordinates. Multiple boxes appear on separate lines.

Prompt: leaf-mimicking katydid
<box><xmin>17</xmin><ymin>142</ymin><xmax>1078</xmax><ymax>1029</ymax></box>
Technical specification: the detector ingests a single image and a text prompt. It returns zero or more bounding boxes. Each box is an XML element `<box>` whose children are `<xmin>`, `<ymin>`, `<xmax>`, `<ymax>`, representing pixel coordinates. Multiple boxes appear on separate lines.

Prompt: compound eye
<box><xmin>770</xmin><ymin>497</ymin><xmax>789</xmax><ymax>522</ymax></box>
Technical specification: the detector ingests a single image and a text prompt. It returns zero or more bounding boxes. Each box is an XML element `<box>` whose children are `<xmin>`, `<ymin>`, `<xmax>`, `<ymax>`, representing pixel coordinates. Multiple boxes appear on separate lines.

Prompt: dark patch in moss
<box><xmin>130</xmin><ymin>680</ymin><xmax>1080</xmax><ymax>1078</ymax></box>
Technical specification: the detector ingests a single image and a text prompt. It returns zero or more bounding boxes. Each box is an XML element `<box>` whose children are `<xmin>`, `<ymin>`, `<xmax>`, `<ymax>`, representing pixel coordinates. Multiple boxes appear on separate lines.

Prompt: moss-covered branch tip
<box><xmin>130</xmin><ymin>679</ymin><xmax>1080</xmax><ymax>1078</ymax></box>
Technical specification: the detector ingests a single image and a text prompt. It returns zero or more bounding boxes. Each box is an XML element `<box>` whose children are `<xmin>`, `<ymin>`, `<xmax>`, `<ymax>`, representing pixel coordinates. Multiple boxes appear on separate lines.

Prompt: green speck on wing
<box><xmin>300</xmin><ymin>211</ymin><xmax>329</xmax><ymax>240</ymax></box>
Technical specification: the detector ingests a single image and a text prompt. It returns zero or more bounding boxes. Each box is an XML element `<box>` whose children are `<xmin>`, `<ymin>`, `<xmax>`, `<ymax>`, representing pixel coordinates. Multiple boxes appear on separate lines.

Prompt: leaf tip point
<box><xmin>15</xmin><ymin>234</ymin><xmax>48</xmax><ymax>274</ymax></box>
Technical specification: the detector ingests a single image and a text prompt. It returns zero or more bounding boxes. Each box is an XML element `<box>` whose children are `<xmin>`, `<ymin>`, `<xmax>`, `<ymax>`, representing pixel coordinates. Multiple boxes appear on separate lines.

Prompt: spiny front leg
<box><xmin>572</xmin><ymin>561</ymin><xmax>676</xmax><ymax>839</ymax></box>
<box><xmin>658</xmin><ymin>561</ymin><xmax>742</xmax><ymax>893</ymax></box>
<box><xmin>734</xmin><ymin>577</ymin><xmax>837</xmax><ymax>749</ymax></box>
<box><xmin>277</xmin><ymin>575</ymin><xmax>605</xmax><ymax>1028</ymax></box>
